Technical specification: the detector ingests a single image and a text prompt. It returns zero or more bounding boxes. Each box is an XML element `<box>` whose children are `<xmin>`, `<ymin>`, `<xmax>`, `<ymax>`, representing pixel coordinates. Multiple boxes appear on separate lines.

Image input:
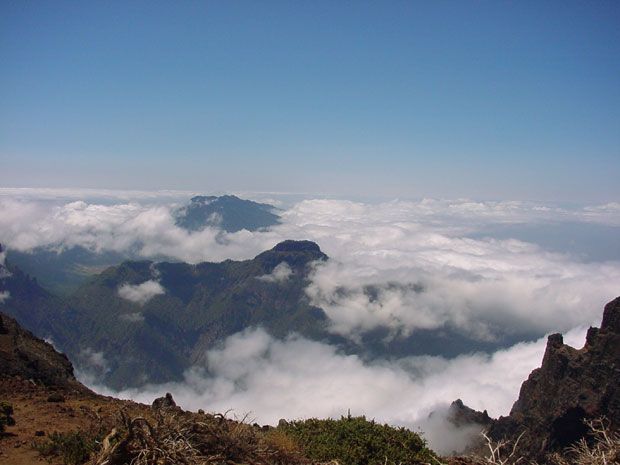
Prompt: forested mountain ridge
<box><xmin>1</xmin><ymin>240</ymin><xmax>517</xmax><ymax>389</ymax></box>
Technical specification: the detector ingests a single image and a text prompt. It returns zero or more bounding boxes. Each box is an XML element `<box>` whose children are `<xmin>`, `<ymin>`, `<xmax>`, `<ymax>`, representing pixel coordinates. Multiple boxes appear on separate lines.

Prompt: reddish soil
<box><xmin>0</xmin><ymin>377</ymin><xmax>150</xmax><ymax>465</ymax></box>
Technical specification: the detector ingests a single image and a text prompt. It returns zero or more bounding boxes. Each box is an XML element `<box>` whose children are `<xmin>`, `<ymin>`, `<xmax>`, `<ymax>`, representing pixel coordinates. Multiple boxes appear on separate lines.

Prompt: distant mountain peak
<box><xmin>255</xmin><ymin>240</ymin><xmax>328</xmax><ymax>270</ymax></box>
<box><xmin>188</xmin><ymin>195</ymin><xmax>217</xmax><ymax>205</ymax></box>
<box><xmin>272</xmin><ymin>240</ymin><xmax>323</xmax><ymax>253</ymax></box>
<box><xmin>175</xmin><ymin>194</ymin><xmax>280</xmax><ymax>233</ymax></box>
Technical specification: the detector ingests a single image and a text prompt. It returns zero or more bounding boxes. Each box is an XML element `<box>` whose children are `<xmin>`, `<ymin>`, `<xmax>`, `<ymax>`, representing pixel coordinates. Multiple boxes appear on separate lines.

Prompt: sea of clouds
<box><xmin>86</xmin><ymin>326</ymin><xmax>589</xmax><ymax>454</ymax></box>
<box><xmin>1</xmin><ymin>187</ymin><xmax>619</xmax><ymax>453</ymax></box>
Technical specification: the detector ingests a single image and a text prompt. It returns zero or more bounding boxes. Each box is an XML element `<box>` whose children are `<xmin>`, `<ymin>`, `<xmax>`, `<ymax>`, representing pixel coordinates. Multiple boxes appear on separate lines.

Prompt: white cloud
<box><xmin>86</xmin><ymin>326</ymin><xmax>588</xmax><ymax>455</ymax></box>
<box><xmin>416</xmin><ymin>405</ymin><xmax>484</xmax><ymax>456</ymax></box>
<box><xmin>44</xmin><ymin>336</ymin><xmax>57</xmax><ymax>349</ymax></box>
<box><xmin>257</xmin><ymin>262</ymin><xmax>293</xmax><ymax>283</ymax></box>
<box><xmin>120</xmin><ymin>312</ymin><xmax>145</xmax><ymax>323</ymax></box>
<box><xmin>0</xmin><ymin>249</ymin><xmax>10</xmax><ymax>279</ymax></box>
<box><xmin>0</xmin><ymin>291</ymin><xmax>10</xmax><ymax>303</ymax></box>
<box><xmin>0</xmin><ymin>194</ymin><xmax>617</xmax><ymax>342</ymax></box>
<box><xmin>118</xmin><ymin>280</ymin><xmax>165</xmax><ymax>305</ymax></box>
<box><xmin>79</xmin><ymin>348</ymin><xmax>110</xmax><ymax>374</ymax></box>
<box><xmin>0</xmin><ymin>197</ymin><xmax>279</xmax><ymax>262</ymax></box>
<box><xmin>289</xmin><ymin>200</ymin><xmax>620</xmax><ymax>340</ymax></box>
<box><xmin>305</xmin><ymin>253</ymin><xmax>618</xmax><ymax>341</ymax></box>
<box><xmin>206</xmin><ymin>211</ymin><xmax>223</xmax><ymax>227</ymax></box>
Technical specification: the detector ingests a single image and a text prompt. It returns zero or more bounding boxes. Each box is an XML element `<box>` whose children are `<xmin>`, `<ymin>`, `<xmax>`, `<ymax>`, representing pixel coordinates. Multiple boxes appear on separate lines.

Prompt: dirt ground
<box><xmin>0</xmin><ymin>377</ymin><xmax>150</xmax><ymax>465</ymax></box>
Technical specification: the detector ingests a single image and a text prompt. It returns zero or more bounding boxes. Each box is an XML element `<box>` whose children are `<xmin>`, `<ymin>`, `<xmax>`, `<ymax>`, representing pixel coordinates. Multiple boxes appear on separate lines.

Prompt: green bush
<box><xmin>0</xmin><ymin>401</ymin><xmax>15</xmax><ymax>432</ymax></box>
<box><xmin>277</xmin><ymin>414</ymin><xmax>436</xmax><ymax>465</ymax></box>
<box><xmin>33</xmin><ymin>430</ymin><xmax>98</xmax><ymax>465</ymax></box>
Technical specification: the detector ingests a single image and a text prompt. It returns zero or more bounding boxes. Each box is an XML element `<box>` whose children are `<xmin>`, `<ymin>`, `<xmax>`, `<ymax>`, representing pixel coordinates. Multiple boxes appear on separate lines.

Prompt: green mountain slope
<box><xmin>6</xmin><ymin>246</ymin><xmax>127</xmax><ymax>295</ymax></box>
<box><xmin>66</xmin><ymin>240</ymin><xmax>331</xmax><ymax>388</ymax></box>
<box><xmin>0</xmin><ymin>244</ymin><xmax>76</xmax><ymax>351</ymax></box>
<box><xmin>2</xmin><ymin>240</ymin><xmax>517</xmax><ymax>390</ymax></box>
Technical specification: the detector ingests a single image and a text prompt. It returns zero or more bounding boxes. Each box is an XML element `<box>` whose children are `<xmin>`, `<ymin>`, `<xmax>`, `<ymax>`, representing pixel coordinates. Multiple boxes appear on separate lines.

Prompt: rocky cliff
<box><xmin>0</xmin><ymin>311</ymin><xmax>81</xmax><ymax>389</ymax></box>
<box><xmin>488</xmin><ymin>296</ymin><xmax>620</xmax><ymax>459</ymax></box>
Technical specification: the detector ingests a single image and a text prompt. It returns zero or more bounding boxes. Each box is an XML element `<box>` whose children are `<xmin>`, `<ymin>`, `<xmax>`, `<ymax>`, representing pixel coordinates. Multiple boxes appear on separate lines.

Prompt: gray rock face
<box><xmin>487</xmin><ymin>296</ymin><xmax>620</xmax><ymax>459</ymax></box>
<box><xmin>447</xmin><ymin>399</ymin><xmax>492</xmax><ymax>429</ymax></box>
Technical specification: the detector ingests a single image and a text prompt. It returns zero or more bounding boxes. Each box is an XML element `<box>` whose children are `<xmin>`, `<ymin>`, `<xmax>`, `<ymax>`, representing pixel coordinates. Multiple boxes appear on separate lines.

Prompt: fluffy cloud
<box><xmin>0</xmin><ymin>193</ymin><xmax>618</xmax><ymax>342</ymax></box>
<box><xmin>0</xmin><ymin>291</ymin><xmax>10</xmax><ymax>304</ymax></box>
<box><xmin>288</xmin><ymin>200</ymin><xmax>620</xmax><ymax>340</ymax></box>
<box><xmin>256</xmin><ymin>262</ymin><xmax>293</xmax><ymax>283</ymax></box>
<box><xmin>118</xmin><ymin>280</ymin><xmax>165</xmax><ymax>305</ymax></box>
<box><xmin>0</xmin><ymin>197</ymin><xmax>278</xmax><ymax>262</ymax></box>
<box><xmin>87</xmin><ymin>325</ymin><xmax>588</xmax><ymax>454</ymax></box>
<box><xmin>0</xmin><ymin>248</ymin><xmax>11</xmax><ymax>288</ymax></box>
<box><xmin>79</xmin><ymin>348</ymin><xmax>110</xmax><ymax>375</ymax></box>
<box><xmin>305</xmin><ymin>246</ymin><xmax>619</xmax><ymax>341</ymax></box>
<box><xmin>120</xmin><ymin>312</ymin><xmax>146</xmax><ymax>323</ymax></box>
<box><xmin>0</xmin><ymin>249</ymin><xmax>10</xmax><ymax>279</ymax></box>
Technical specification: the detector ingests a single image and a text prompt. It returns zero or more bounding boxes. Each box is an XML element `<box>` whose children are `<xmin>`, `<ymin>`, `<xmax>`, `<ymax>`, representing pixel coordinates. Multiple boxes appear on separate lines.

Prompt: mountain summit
<box><xmin>25</xmin><ymin>240</ymin><xmax>331</xmax><ymax>388</ymax></box>
<box><xmin>175</xmin><ymin>195</ymin><xmax>281</xmax><ymax>232</ymax></box>
<box><xmin>255</xmin><ymin>240</ymin><xmax>328</xmax><ymax>269</ymax></box>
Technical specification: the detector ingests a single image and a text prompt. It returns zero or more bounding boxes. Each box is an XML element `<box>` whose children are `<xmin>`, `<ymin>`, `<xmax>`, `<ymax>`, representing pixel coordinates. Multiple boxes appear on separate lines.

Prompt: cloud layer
<box><xmin>86</xmin><ymin>325</ymin><xmax>589</xmax><ymax>454</ymax></box>
<box><xmin>257</xmin><ymin>262</ymin><xmax>293</xmax><ymax>283</ymax></box>
<box><xmin>2</xmin><ymin>189</ymin><xmax>617</xmax><ymax>453</ymax></box>
<box><xmin>0</xmin><ymin>192</ymin><xmax>618</xmax><ymax>342</ymax></box>
<box><xmin>118</xmin><ymin>280</ymin><xmax>165</xmax><ymax>305</ymax></box>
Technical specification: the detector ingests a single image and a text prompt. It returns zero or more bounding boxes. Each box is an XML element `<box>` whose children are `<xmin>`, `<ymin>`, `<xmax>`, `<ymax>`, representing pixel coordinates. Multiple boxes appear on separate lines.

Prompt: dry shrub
<box><xmin>544</xmin><ymin>418</ymin><xmax>620</xmax><ymax>465</ymax></box>
<box><xmin>480</xmin><ymin>431</ymin><xmax>525</xmax><ymax>465</ymax></box>
<box><xmin>89</xmin><ymin>408</ymin><xmax>308</xmax><ymax>465</ymax></box>
<box><xmin>461</xmin><ymin>418</ymin><xmax>619</xmax><ymax>465</ymax></box>
<box><xmin>262</xmin><ymin>429</ymin><xmax>303</xmax><ymax>459</ymax></box>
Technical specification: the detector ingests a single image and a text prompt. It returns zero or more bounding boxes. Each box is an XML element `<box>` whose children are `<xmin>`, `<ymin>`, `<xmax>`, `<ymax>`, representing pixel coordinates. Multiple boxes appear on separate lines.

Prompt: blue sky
<box><xmin>1</xmin><ymin>1</ymin><xmax>619</xmax><ymax>201</ymax></box>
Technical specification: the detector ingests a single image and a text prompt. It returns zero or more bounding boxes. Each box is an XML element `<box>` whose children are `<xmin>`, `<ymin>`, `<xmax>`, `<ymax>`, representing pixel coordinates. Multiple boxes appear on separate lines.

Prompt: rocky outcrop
<box><xmin>152</xmin><ymin>392</ymin><xmax>177</xmax><ymax>410</ymax></box>
<box><xmin>0</xmin><ymin>311</ymin><xmax>80</xmax><ymax>388</ymax></box>
<box><xmin>487</xmin><ymin>296</ymin><xmax>620</xmax><ymax>459</ymax></box>
<box><xmin>448</xmin><ymin>399</ymin><xmax>493</xmax><ymax>429</ymax></box>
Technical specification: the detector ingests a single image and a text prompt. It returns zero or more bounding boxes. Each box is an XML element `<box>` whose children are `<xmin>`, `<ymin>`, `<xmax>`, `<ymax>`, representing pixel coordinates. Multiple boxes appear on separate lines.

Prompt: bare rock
<box><xmin>487</xmin><ymin>296</ymin><xmax>620</xmax><ymax>459</ymax></box>
<box><xmin>152</xmin><ymin>392</ymin><xmax>176</xmax><ymax>410</ymax></box>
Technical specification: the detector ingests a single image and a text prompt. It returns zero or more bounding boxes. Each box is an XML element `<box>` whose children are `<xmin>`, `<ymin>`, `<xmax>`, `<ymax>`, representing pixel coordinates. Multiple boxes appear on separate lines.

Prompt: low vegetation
<box><xmin>33</xmin><ymin>430</ymin><xmax>100</xmax><ymax>465</ymax></box>
<box><xmin>0</xmin><ymin>401</ymin><xmax>15</xmax><ymax>433</ymax></box>
<box><xmin>544</xmin><ymin>418</ymin><xmax>620</xmax><ymax>465</ymax></box>
<box><xmin>81</xmin><ymin>409</ymin><xmax>436</xmax><ymax>465</ymax></box>
<box><xmin>25</xmin><ymin>403</ymin><xmax>619</xmax><ymax>465</ymax></box>
<box><xmin>88</xmin><ymin>408</ymin><xmax>307</xmax><ymax>465</ymax></box>
<box><xmin>277</xmin><ymin>414</ymin><xmax>437</xmax><ymax>465</ymax></box>
<box><xmin>457</xmin><ymin>418</ymin><xmax>620</xmax><ymax>465</ymax></box>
